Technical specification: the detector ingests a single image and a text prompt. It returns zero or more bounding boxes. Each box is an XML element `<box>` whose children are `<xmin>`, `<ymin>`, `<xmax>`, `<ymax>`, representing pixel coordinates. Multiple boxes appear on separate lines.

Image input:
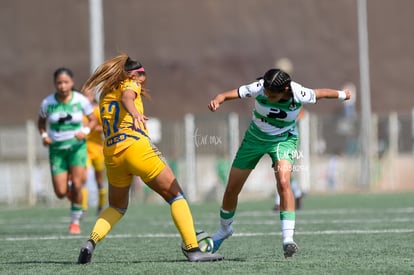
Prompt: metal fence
<box><xmin>1</xmin><ymin>111</ymin><xmax>413</xmax><ymax>206</ymax></box>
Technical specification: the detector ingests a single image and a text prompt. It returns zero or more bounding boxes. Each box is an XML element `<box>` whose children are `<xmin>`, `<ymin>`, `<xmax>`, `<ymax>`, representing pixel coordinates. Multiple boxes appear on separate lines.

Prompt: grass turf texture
<box><xmin>0</xmin><ymin>192</ymin><xmax>413</xmax><ymax>274</ymax></box>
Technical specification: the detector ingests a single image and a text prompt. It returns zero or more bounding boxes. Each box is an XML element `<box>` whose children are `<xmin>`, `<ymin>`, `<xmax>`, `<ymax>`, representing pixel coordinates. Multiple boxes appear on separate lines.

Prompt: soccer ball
<box><xmin>181</xmin><ymin>230</ymin><xmax>214</xmax><ymax>256</ymax></box>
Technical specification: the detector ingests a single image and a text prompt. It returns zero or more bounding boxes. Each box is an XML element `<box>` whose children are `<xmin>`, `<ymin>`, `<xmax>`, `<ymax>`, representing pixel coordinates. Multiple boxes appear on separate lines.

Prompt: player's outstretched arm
<box><xmin>315</xmin><ymin>88</ymin><xmax>351</xmax><ymax>101</ymax></box>
<box><xmin>208</xmin><ymin>89</ymin><xmax>239</xmax><ymax>112</ymax></box>
<box><xmin>121</xmin><ymin>89</ymin><xmax>148</xmax><ymax>130</ymax></box>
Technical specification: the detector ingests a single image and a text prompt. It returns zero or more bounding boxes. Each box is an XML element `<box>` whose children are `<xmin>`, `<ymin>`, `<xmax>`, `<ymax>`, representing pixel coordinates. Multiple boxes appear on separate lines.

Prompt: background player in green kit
<box><xmin>208</xmin><ymin>68</ymin><xmax>351</xmax><ymax>258</ymax></box>
<box><xmin>38</xmin><ymin>68</ymin><xmax>97</xmax><ymax>234</ymax></box>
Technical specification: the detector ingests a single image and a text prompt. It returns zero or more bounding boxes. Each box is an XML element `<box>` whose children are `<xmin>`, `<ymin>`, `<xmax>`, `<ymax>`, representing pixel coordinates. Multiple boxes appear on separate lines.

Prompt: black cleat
<box><xmin>78</xmin><ymin>240</ymin><xmax>95</xmax><ymax>264</ymax></box>
<box><xmin>283</xmin><ymin>242</ymin><xmax>298</xmax><ymax>258</ymax></box>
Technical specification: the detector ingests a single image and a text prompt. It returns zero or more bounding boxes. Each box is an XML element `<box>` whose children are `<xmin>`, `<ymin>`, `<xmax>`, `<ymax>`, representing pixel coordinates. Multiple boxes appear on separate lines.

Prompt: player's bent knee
<box><xmin>55</xmin><ymin>192</ymin><xmax>67</xmax><ymax>199</ymax></box>
<box><xmin>278</xmin><ymin>179</ymin><xmax>292</xmax><ymax>191</ymax></box>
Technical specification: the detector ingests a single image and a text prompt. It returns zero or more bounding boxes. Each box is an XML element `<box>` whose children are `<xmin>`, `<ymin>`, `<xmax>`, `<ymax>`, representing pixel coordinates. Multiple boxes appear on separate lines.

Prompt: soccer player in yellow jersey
<box><xmin>82</xmin><ymin>88</ymin><xmax>107</xmax><ymax>216</ymax></box>
<box><xmin>77</xmin><ymin>53</ymin><xmax>224</xmax><ymax>263</ymax></box>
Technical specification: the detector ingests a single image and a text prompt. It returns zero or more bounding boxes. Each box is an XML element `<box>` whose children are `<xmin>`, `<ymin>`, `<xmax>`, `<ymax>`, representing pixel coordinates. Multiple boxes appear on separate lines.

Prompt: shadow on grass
<box><xmin>86</xmin><ymin>257</ymin><xmax>247</xmax><ymax>263</ymax></box>
<box><xmin>1</xmin><ymin>257</ymin><xmax>247</xmax><ymax>265</ymax></box>
<box><xmin>1</xmin><ymin>261</ymin><xmax>74</xmax><ymax>265</ymax></box>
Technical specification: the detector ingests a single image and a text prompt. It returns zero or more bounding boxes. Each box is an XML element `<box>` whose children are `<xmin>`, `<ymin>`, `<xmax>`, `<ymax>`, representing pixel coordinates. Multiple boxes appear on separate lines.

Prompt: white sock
<box><xmin>220</xmin><ymin>217</ymin><xmax>233</xmax><ymax>228</ymax></box>
<box><xmin>213</xmin><ymin>217</ymin><xmax>233</xmax><ymax>240</ymax></box>
<box><xmin>70</xmin><ymin>204</ymin><xmax>83</xmax><ymax>225</ymax></box>
<box><xmin>281</xmin><ymin>220</ymin><xmax>295</xmax><ymax>244</ymax></box>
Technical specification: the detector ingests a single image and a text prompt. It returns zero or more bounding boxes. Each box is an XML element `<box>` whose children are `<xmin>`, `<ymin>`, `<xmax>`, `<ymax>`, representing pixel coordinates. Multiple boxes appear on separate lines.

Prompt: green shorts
<box><xmin>49</xmin><ymin>142</ymin><xmax>87</xmax><ymax>176</ymax></box>
<box><xmin>232</xmin><ymin>130</ymin><xmax>299</xmax><ymax>169</ymax></box>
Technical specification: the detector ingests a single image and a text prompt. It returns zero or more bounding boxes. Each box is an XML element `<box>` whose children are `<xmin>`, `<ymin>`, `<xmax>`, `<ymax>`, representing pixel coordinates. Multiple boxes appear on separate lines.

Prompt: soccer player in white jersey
<box><xmin>38</xmin><ymin>68</ymin><xmax>97</xmax><ymax>234</ymax></box>
<box><xmin>208</xmin><ymin>68</ymin><xmax>351</xmax><ymax>258</ymax></box>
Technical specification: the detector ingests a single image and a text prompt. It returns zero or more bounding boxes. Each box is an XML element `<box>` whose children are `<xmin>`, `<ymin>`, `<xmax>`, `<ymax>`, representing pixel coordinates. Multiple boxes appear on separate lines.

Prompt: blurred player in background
<box><xmin>208</xmin><ymin>68</ymin><xmax>351</xmax><ymax>258</ymax></box>
<box><xmin>77</xmin><ymin>53</ymin><xmax>224</xmax><ymax>264</ymax></box>
<box><xmin>38</xmin><ymin>68</ymin><xmax>97</xmax><ymax>235</ymax></box>
<box><xmin>81</xmin><ymin>88</ymin><xmax>107</xmax><ymax>216</ymax></box>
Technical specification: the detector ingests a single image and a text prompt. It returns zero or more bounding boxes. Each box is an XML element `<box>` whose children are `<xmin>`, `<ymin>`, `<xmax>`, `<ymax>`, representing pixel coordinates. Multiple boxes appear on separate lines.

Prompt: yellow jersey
<box><xmin>99</xmin><ymin>79</ymin><xmax>147</xmax><ymax>156</ymax></box>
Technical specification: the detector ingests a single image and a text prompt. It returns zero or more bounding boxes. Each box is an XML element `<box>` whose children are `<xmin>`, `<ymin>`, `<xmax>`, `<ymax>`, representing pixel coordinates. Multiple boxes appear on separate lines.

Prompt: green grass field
<box><xmin>1</xmin><ymin>192</ymin><xmax>414</xmax><ymax>274</ymax></box>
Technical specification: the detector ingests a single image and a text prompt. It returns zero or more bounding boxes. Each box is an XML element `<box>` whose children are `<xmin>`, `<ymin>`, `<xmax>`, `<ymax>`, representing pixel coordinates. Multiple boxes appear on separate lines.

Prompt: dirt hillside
<box><xmin>1</xmin><ymin>0</ymin><xmax>413</xmax><ymax>123</ymax></box>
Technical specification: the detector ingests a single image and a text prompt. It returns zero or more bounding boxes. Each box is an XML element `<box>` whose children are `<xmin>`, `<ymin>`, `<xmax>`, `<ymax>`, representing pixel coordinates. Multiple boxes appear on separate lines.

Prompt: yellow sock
<box><xmin>89</xmin><ymin>207</ymin><xmax>123</xmax><ymax>245</ymax></box>
<box><xmin>81</xmin><ymin>187</ymin><xmax>89</xmax><ymax>211</ymax></box>
<box><xmin>98</xmin><ymin>187</ymin><xmax>107</xmax><ymax>209</ymax></box>
<box><xmin>170</xmin><ymin>199</ymin><xmax>198</xmax><ymax>250</ymax></box>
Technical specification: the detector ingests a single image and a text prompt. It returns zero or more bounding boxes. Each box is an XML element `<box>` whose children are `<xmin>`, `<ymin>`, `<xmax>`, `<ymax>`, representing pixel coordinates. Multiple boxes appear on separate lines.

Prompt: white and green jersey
<box><xmin>39</xmin><ymin>91</ymin><xmax>93</xmax><ymax>149</ymax></box>
<box><xmin>238</xmin><ymin>79</ymin><xmax>316</xmax><ymax>141</ymax></box>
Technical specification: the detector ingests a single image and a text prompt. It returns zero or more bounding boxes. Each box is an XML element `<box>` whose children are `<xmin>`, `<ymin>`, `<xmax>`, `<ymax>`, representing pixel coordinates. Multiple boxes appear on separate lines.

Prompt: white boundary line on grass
<box><xmin>238</xmin><ymin>207</ymin><xmax>414</xmax><ymax>216</ymax></box>
<box><xmin>2</xmin><ymin>228</ymin><xmax>414</xmax><ymax>242</ymax></box>
<box><xmin>3</xmin><ymin>217</ymin><xmax>414</xmax><ymax>228</ymax></box>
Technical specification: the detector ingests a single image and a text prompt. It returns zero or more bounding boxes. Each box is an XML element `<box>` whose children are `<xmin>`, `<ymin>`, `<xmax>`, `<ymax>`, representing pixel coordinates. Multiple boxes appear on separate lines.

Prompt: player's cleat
<box><xmin>69</xmin><ymin>223</ymin><xmax>81</xmax><ymax>235</ymax></box>
<box><xmin>78</xmin><ymin>240</ymin><xmax>95</xmax><ymax>264</ymax></box>
<box><xmin>186</xmin><ymin>250</ymin><xmax>224</xmax><ymax>262</ymax></box>
<box><xmin>211</xmin><ymin>226</ymin><xmax>233</xmax><ymax>253</ymax></box>
<box><xmin>283</xmin><ymin>242</ymin><xmax>298</xmax><ymax>258</ymax></box>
